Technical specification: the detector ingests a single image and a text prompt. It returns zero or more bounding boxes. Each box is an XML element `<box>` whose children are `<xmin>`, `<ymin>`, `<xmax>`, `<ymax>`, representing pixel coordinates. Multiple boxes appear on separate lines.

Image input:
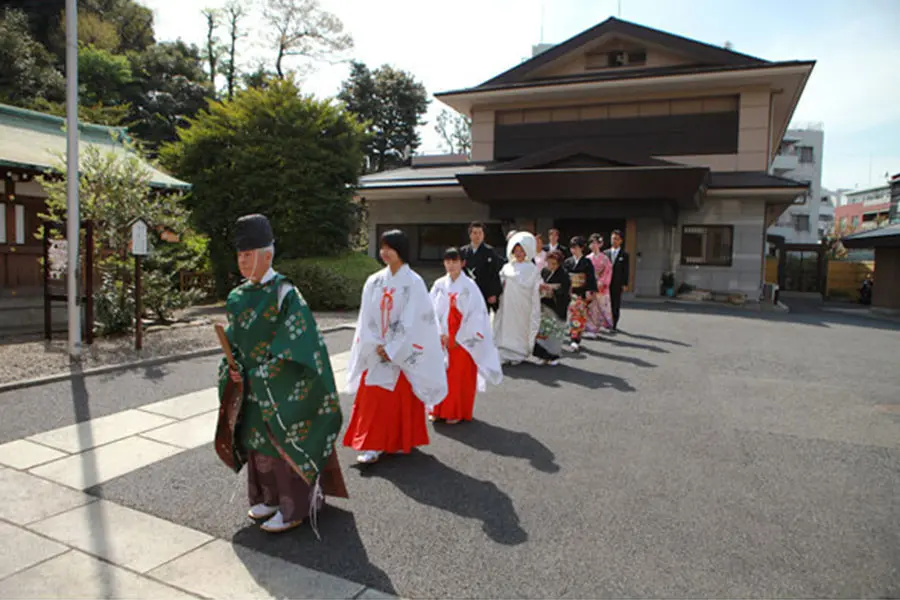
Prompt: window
<box><xmin>798</xmin><ymin>146</ymin><xmax>814</xmax><ymax>163</ymax></box>
<box><xmin>418</xmin><ymin>224</ymin><xmax>469</xmax><ymax>262</ymax></box>
<box><xmin>604</xmin><ymin>49</ymin><xmax>646</xmax><ymax>67</ymax></box>
<box><xmin>0</xmin><ymin>206</ymin><xmax>6</xmax><ymax>244</ymax></box>
<box><xmin>792</xmin><ymin>214</ymin><xmax>810</xmax><ymax>232</ymax></box>
<box><xmin>680</xmin><ymin>225</ymin><xmax>733</xmax><ymax>267</ymax></box>
<box><xmin>852</xmin><ymin>216</ymin><xmax>860</xmax><ymax>227</ymax></box>
<box><xmin>14</xmin><ymin>204</ymin><xmax>24</xmax><ymax>244</ymax></box>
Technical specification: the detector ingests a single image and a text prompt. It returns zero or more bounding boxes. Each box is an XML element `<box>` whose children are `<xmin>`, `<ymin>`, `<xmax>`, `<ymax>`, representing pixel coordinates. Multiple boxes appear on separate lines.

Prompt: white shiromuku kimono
<box><xmin>492</xmin><ymin>232</ymin><xmax>542</xmax><ymax>363</ymax></box>
<box><xmin>430</xmin><ymin>273</ymin><xmax>503</xmax><ymax>391</ymax></box>
<box><xmin>346</xmin><ymin>264</ymin><xmax>448</xmax><ymax>408</ymax></box>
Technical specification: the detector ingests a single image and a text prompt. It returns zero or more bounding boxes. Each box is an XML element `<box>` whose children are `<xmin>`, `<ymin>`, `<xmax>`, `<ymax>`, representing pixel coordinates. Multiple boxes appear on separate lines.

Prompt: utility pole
<box><xmin>65</xmin><ymin>0</ymin><xmax>82</xmax><ymax>358</ymax></box>
<box><xmin>618</xmin><ymin>0</ymin><xmax>622</xmax><ymax>17</ymax></box>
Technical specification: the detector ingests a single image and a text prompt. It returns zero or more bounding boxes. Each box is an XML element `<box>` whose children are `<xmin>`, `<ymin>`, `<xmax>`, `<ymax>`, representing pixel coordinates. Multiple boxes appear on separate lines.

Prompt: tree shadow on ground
<box><xmin>232</xmin><ymin>505</ymin><xmax>397</xmax><ymax>597</ymax></box>
<box><xmin>356</xmin><ymin>450</ymin><xmax>528</xmax><ymax>546</ymax></box>
<box><xmin>503</xmin><ymin>362</ymin><xmax>636</xmax><ymax>392</ymax></box>
<box><xmin>435</xmin><ymin>419</ymin><xmax>560</xmax><ymax>473</ymax></box>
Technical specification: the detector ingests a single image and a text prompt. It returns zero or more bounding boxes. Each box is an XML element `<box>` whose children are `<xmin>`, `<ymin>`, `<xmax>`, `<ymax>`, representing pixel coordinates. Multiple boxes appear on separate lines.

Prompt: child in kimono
<box><xmin>343</xmin><ymin>229</ymin><xmax>448</xmax><ymax>464</ymax></box>
<box><xmin>563</xmin><ymin>236</ymin><xmax>597</xmax><ymax>352</ymax></box>
<box><xmin>220</xmin><ymin>214</ymin><xmax>347</xmax><ymax>534</ymax></box>
<box><xmin>429</xmin><ymin>247</ymin><xmax>503</xmax><ymax>424</ymax></box>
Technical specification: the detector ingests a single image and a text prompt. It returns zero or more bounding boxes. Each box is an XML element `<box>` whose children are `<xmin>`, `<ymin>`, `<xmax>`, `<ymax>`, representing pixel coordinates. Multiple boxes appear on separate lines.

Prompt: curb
<box><xmin>0</xmin><ymin>323</ymin><xmax>356</xmax><ymax>394</ymax></box>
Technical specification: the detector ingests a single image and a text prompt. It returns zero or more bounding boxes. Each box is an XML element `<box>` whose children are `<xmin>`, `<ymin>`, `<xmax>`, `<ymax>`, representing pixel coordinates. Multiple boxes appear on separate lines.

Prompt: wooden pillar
<box><xmin>3</xmin><ymin>174</ymin><xmax>14</xmax><ymax>291</ymax></box>
<box><xmin>626</xmin><ymin>218</ymin><xmax>637</xmax><ymax>290</ymax></box>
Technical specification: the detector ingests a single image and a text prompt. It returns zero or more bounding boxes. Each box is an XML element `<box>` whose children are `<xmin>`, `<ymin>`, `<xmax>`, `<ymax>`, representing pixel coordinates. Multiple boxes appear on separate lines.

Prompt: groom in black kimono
<box><xmin>460</xmin><ymin>221</ymin><xmax>503</xmax><ymax>313</ymax></box>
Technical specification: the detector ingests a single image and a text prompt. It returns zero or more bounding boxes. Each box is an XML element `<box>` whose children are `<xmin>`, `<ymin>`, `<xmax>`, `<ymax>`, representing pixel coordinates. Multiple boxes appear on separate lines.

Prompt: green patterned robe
<box><xmin>217</xmin><ymin>272</ymin><xmax>342</xmax><ymax>485</ymax></box>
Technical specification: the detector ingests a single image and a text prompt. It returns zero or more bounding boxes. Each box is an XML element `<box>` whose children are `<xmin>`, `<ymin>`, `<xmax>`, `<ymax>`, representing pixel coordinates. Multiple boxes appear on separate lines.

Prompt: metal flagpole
<box><xmin>65</xmin><ymin>0</ymin><xmax>82</xmax><ymax>358</ymax></box>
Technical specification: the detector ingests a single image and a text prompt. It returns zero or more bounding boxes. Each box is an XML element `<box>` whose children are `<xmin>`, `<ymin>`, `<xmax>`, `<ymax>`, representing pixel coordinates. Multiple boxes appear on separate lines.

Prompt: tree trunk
<box><xmin>275</xmin><ymin>45</ymin><xmax>285</xmax><ymax>80</ymax></box>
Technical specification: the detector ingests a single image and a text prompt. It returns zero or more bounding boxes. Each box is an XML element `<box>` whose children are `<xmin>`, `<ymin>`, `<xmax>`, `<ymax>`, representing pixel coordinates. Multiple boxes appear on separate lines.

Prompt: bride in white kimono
<box><xmin>492</xmin><ymin>231</ymin><xmax>541</xmax><ymax>365</ymax></box>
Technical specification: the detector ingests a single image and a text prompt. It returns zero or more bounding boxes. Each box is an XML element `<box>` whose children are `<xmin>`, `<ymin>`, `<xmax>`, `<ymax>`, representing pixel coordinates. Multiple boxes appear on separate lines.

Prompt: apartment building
<box><xmin>766</xmin><ymin>127</ymin><xmax>825</xmax><ymax>243</ymax></box>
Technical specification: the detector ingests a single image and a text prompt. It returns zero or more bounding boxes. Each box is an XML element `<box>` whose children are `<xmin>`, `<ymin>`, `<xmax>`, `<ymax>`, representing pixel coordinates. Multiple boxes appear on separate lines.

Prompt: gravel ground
<box><xmin>0</xmin><ymin>308</ymin><xmax>358</xmax><ymax>386</ymax></box>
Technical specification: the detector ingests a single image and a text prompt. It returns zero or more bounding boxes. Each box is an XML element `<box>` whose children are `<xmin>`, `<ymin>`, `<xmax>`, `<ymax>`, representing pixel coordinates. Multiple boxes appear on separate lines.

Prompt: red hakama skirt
<box><xmin>430</xmin><ymin>305</ymin><xmax>477</xmax><ymax>422</ymax></box>
<box><xmin>343</xmin><ymin>371</ymin><xmax>429</xmax><ymax>453</ymax></box>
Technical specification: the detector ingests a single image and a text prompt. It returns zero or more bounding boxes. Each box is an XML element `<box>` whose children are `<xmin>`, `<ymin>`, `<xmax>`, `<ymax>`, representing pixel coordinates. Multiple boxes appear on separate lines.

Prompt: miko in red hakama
<box><xmin>343</xmin><ymin>370</ymin><xmax>430</xmax><ymax>453</ymax></box>
<box><xmin>342</xmin><ymin>259</ymin><xmax>448</xmax><ymax>461</ymax></box>
<box><xmin>430</xmin><ymin>294</ymin><xmax>478</xmax><ymax>422</ymax></box>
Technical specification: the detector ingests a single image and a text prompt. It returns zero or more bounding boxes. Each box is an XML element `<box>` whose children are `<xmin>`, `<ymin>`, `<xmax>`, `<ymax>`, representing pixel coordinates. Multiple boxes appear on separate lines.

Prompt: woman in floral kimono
<box><xmin>343</xmin><ymin>230</ymin><xmax>448</xmax><ymax>464</ymax></box>
<box><xmin>534</xmin><ymin>250</ymin><xmax>570</xmax><ymax>366</ymax></box>
<box><xmin>563</xmin><ymin>236</ymin><xmax>597</xmax><ymax>352</ymax></box>
<box><xmin>492</xmin><ymin>231</ymin><xmax>541</xmax><ymax>366</ymax></box>
<box><xmin>429</xmin><ymin>247</ymin><xmax>503</xmax><ymax>424</ymax></box>
<box><xmin>585</xmin><ymin>233</ymin><xmax>614</xmax><ymax>337</ymax></box>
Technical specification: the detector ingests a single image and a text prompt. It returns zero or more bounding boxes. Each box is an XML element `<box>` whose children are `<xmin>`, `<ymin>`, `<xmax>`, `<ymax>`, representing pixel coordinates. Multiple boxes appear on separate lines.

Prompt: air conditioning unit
<box><xmin>761</xmin><ymin>283</ymin><xmax>779</xmax><ymax>303</ymax></box>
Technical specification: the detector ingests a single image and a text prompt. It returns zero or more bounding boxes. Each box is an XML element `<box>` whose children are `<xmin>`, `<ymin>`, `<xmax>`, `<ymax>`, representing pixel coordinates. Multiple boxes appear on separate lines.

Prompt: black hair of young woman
<box><xmin>570</xmin><ymin>235</ymin><xmax>587</xmax><ymax>249</ymax></box>
<box><xmin>589</xmin><ymin>233</ymin><xmax>603</xmax><ymax>244</ymax></box>
<box><xmin>443</xmin><ymin>247</ymin><xmax>461</xmax><ymax>261</ymax></box>
<box><xmin>380</xmin><ymin>229</ymin><xmax>410</xmax><ymax>263</ymax></box>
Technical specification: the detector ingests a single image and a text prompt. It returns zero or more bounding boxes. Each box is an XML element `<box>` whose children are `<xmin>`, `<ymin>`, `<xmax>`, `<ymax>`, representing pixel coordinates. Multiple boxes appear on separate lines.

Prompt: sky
<box><xmin>142</xmin><ymin>0</ymin><xmax>900</xmax><ymax>191</ymax></box>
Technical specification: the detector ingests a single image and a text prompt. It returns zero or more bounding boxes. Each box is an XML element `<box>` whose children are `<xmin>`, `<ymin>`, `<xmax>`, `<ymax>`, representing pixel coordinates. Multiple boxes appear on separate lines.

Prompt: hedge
<box><xmin>277</xmin><ymin>252</ymin><xmax>381</xmax><ymax>311</ymax></box>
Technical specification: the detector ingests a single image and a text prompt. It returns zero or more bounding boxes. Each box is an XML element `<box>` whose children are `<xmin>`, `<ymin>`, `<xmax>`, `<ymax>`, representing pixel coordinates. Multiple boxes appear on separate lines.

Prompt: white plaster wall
<box><xmin>675</xmin><ymin>197</ymin><xmax>767</xmax><ymax>296</ymax></box>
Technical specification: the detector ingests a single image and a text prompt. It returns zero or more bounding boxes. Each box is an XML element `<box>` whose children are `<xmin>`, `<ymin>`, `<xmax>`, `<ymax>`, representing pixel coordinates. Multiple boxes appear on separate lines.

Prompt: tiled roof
<box><xmin>358</xmin><ymin>164</ymin><xmax>486</xmax><ymax>188</ymax></box>
<box><xmin>0</xmin><ymin>103</ymin><xmax>190</xmax><ymax>190</ymax></box>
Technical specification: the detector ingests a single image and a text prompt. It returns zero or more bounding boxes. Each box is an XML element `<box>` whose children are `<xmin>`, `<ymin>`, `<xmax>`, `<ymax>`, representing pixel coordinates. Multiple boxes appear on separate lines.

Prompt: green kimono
<box><xmin>218</xmin><ymin>272</ymin><xmax>342</xmax><ymax>485</ymax></box>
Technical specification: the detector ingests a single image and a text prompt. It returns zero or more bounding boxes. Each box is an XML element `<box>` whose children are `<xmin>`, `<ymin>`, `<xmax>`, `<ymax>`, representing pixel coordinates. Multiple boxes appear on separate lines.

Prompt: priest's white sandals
<box><xmin>248</xmin><ymin>503</ymin><xmax>278</xmax><ymax>520</ymax></box>
<box><xmin>259</xmin><ymin>511</ymin><xmax>303</xmax><ymax>533</ymax></box>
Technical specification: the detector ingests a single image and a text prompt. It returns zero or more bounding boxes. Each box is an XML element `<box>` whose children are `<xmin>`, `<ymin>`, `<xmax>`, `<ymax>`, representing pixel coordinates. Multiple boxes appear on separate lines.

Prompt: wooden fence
<box><xmin>826</xmin><ymin>260</ymin><xmax>874</xmax><ymax>300</ymax></box>
<box><xmin>765</xmin><ymin>256</ymin><xmax>873</xmax><ymax>300</ymax></box>
<box><xmin>764</xmin><ymin>256</ymin><xmax>778</xmax><ymax>284</ymax></box>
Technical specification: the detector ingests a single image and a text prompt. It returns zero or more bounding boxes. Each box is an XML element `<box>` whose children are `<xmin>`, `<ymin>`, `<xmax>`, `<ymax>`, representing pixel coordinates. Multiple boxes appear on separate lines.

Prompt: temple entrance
<box><xmin>553</xmin><ymin>219</ymin><xmax>627</xmax><ymax>247</ymax></box>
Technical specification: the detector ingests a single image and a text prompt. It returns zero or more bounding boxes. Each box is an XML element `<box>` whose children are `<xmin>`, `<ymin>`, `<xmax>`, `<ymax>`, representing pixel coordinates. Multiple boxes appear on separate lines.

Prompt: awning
<box><xmin>456</xmin><ymin>165</ymin><xmax>709</xmax><ymax>208</ymax></box>
<box><xmin>842</xmin><ymin>224</ymin><xmax>900</xmax><ymax>249</ymax></box>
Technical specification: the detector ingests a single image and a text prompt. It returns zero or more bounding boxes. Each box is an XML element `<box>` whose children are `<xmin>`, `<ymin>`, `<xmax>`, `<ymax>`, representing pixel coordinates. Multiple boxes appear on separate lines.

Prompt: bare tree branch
<box><xmin>262</xmin><ymin>0</ymin><xmax>353</xmax><ymax>79</ymax></box>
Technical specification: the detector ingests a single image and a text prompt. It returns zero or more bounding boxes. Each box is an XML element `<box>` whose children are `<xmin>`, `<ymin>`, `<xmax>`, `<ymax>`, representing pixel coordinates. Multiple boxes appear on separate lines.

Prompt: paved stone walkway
<box><xmin>0</xmin><ymin>351</ymin><xmax>396</xmax><ymax>599</ymax></box>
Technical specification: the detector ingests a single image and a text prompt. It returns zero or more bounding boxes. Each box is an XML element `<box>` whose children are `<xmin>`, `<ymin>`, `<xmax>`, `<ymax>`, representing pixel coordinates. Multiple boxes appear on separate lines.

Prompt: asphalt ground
<box><xmin>0</xmin><ymin>328</ymin><xmax>355</xmax><ymax>444</ymax></box>
<box><xmin>11</xmin><ymin>306</ymin><xmax>900</xmax><ymax>598</ymax></box>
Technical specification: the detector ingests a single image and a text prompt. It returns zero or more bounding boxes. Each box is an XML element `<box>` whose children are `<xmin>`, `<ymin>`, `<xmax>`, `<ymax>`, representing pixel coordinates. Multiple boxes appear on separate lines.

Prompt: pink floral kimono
<box><xmin>585</xmin><ymin>252</ymin><xmax>614</xmax><ymax>332</ymax></box>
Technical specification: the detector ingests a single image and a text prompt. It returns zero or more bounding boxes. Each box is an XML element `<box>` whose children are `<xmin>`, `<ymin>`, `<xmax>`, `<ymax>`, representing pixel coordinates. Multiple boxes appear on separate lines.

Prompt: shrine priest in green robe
<box><xmin>219</xmin><ymin>214</ymin><xmax>348</xmax><ymax>535</ymax></box>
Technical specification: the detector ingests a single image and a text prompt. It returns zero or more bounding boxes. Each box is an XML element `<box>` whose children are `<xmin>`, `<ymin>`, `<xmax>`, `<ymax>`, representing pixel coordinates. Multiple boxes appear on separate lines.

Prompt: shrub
<box><xmin>160</xmin><ymin>79</ymin><xmax>369</xmax><ymax>298</ymax></box>
<box><xmin>278</xmin><ymin>252</ymin><xmax>380</xmax><ymax>311</ymax></box>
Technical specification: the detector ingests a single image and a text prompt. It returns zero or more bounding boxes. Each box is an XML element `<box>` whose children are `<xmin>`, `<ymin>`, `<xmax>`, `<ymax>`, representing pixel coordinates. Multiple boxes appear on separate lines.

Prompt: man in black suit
<box><xmin>460</xmin><ymin>221</ymin><xmax>503</xmax><ymax>313</ymax></box>
<box><xmin>604</xmin><ymin>229</ymin><xmax>629</xmax><ymax>332</ymax></box>
<box><xmin>543</xmin><ymin>228</ymin><xmax>570</xmax><ymax>259</ymax></box>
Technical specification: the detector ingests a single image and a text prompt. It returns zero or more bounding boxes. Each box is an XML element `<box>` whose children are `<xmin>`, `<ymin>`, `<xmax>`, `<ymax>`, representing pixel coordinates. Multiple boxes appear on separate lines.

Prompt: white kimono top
<box><xmin>430</xmin><ymin>273</ymin><xmax>503</xmax><ymax>391</ymax></box>
<box><xmin>346</xmin><ymin>264</ymin><xmax>448</xmax><ymax>408</ymax></box>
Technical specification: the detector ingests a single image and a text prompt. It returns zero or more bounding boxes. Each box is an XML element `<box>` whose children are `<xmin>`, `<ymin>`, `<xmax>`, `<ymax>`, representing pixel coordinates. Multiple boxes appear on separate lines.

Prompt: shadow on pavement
<box><xmin>580</xmin><ymin>346</ymin><xmax>657</xmax><ymax>368</ymax></box>
<box><xmin>595</xmin><ymin>336</ymin><xmax>669</xmax><ymax>354</ymax></box>
<box><xmin>435</xmin><ymin>419</ymin><xmax>560</xmax><ymax>473</ymax></box>
<box><xmin>232</xmin><ymin>506</ymin><xmax>397</xmax><ymax>596</ymax></box>
<box><xmin>618</xmin><ymin>330</ymin><xmax>692</xmax><ymax>347</ymax></box>
<box><xmin>504</xmin><ymin>363</ymin><xmax>636</xmax><ymax>392</ymax></box>
<box><xmin>627</xmin><ymin>299</ymin><xmax>900</xmax><ymax>332</ymax></box>
<box><xmin>70</xmin><ymin>368</ymin><xmax>115</xmax><ymax>599</ymax></box>
<box><xmin>357</xmin><ymin>449</ymin><xmax>528</xmax><ymax>546</ymax></box>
